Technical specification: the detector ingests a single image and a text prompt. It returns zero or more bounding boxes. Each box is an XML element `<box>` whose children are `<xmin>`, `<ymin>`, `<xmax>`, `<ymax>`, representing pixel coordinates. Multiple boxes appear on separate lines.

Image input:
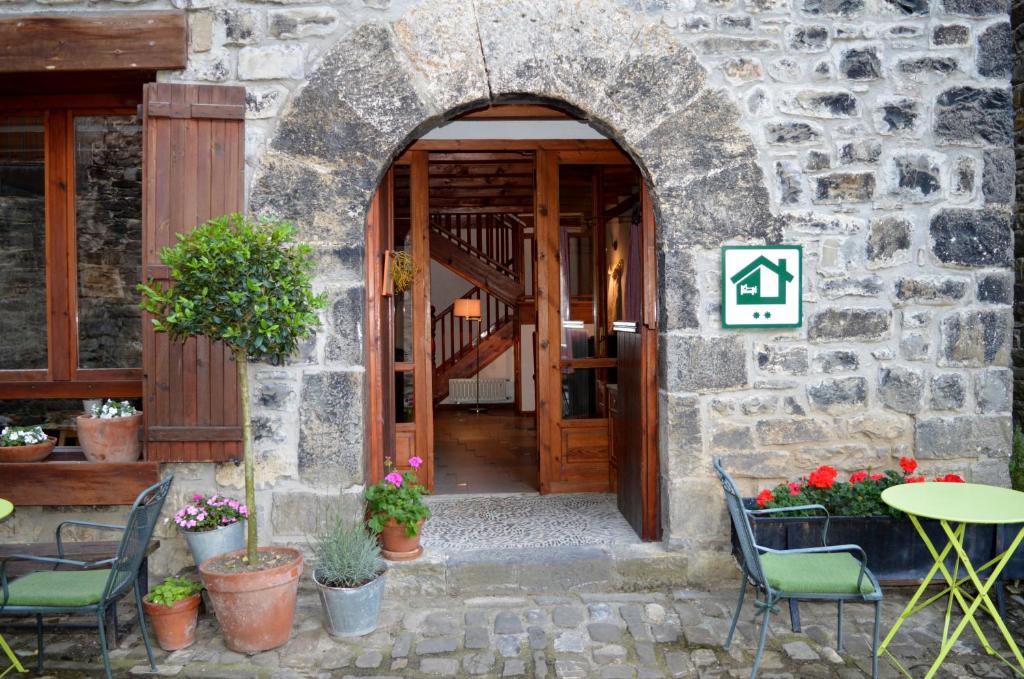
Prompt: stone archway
<box><xmin>249</xmin><ymin>0</ymin><xmax>779</xmax><ymax>549</ymax></box>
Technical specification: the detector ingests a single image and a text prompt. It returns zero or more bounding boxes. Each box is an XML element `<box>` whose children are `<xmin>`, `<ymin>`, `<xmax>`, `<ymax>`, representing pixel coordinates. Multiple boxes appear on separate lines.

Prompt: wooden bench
<box><xmin>0</xmin><ymin>539</ymin><xmax>160</xmax><ymax>648</ymax></box>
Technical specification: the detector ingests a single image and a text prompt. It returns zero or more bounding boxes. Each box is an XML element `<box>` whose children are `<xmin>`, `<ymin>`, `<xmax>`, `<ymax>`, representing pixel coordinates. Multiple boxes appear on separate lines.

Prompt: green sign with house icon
<box><xmin>721</xmin><ymin>245</ymin><xmax>802</xmax><ymax>328</ymax></box>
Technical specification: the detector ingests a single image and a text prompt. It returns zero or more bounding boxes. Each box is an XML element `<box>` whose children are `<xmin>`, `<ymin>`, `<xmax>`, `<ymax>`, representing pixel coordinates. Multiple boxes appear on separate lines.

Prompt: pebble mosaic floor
<box><xmin>422</xmin><ymin>493</ymin><xmax>641</xmax><ymax>552</ymax></box>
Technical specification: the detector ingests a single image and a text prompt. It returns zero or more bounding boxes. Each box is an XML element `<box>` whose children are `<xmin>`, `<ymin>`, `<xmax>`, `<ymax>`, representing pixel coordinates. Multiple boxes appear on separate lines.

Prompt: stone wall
<box><xmin>1013</xmin><ymin>0</ymin><xmax>1024</xmax><ymax>425</ymax></box>
<box><xmin>0</xmin><ymin>0</ymin><xmax>1016</xmax><ymax>583</ymax></box>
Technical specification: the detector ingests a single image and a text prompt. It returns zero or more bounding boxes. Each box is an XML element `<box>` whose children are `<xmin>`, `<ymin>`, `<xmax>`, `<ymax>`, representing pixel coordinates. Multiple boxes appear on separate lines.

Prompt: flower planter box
<box><xmin>735</xmin><ymin>498</ymin><xmax>1024</xmax><ymax>585</ymax></box>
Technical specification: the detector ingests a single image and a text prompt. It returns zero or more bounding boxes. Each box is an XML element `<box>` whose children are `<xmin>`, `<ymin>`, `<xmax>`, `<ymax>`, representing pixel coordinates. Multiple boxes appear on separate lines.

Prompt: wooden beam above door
<box><xmin>0</xmin><ymin>12</ymin><xmax>187</xmax><ymax>73</ymax></box>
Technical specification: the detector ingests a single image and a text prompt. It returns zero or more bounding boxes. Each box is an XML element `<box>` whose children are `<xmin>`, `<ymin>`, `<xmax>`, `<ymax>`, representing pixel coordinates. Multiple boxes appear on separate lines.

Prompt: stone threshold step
<box><xmin>381</xmin><ymin>542</ymin><xmax>689</xmax><ymax>597</ymax></box>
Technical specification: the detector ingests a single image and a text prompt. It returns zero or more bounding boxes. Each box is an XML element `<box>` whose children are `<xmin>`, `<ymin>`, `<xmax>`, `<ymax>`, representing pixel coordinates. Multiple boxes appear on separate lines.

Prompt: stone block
<box><xmin>325</xmin><ymin>286</ymin><xmax>363</xmax><ymax>366</ymax></box>
<box><xmin>848</xmin><ymin>412</ymin><xmax>907</xmax><ymax>440</ymax></box>
<box><xmin>976</xmin><ymin>22</ymin><xmax>1011</xmax><ymax>78</ymax></box>
<box><xmin>938</xmin><ymin>309</ymin><xmax>1011</xmax><ymax>367</ymax></box>
<box><xmin>981</xmin><ymin>148</ymin><xmax>1014</xmax><ymax>205</ymax></box>
<box><xmin>893</xmin><ymin>277</ymin><xmax>969</xmax><ymax>305</ymax></box>
<box><xmin>663</xmin><ymin>478</ymin><xmax>728</xmax><ymax>541</ymax></box>
<box><xmin>933</xmin><ymin>87</ymin><xmax>1012</xmax><ymax>146</ymax></box>
<box><xmin>765</xmin><ymin>121</ymin><xmax>822</xmax><ymax>144</ymax></box>
<box><xmin>974</xmin><ymin>368</ymin><xmax>1011</xmax><ymax>413</ymax></box>
<box><xmin>297</xmin><ymin>371</ymin><xmax>364</xmax><ymax>487</ymax></box>
<box><xmin>878</xmin><ymin>366</ymin><xmax>924</xmax><ymax>414</ymax></box>
<box><xmin>808</xmin><ymin>308</ymin><xmax>891</xmax><ymax>343</ymax></box>
<box><xmin>887</xmin><ymin>152</ymin><xmax>942</xmax><ymax>201</ymax></box>
<box><xmin>779</xmin><ymin>90</ymin><xmax>859</xmax><ymax>118</ymax></box>
<box><xmin>866</xmin><ymin>216</ymin><xmax>911</xmax><ymax>269</ymax></box>
<box><xmin>756</xmin><ymin>417</ymin><xmax>831</xmax><ymax>444</ymax></box>
<box><xmin>896</xmin><ymin>57</ymin><xmax>959</xmax><ymax>83</ymax></box>
<box><xmin>930</xmin><ymin>373</ymin><xmax>966</xmax><ymax>410</ymax></box>
<box><xmin>768</xmin><ymin>57</ymin><xmax>804</xmax><ymax>82</ymax></box>
<box><xmin>819</xmin><ymin>275</ymin><xmax>884</xmax><ymax>298</ymax></box>
<box><xmin>269</xmin><ymin>8</ymin><xmax>340</xmax><ymax>39</ymax></box>
<box><xmin>664</xmin><ymin>336</ymin><xmax>747</xmax><ymax>392</ymax></box>
<box><xmin>658</xmin><ymin>250</ymin><xmax>699</xmax><ymax>331</ymax></box>
<box><xmin>238</xmin><ymin>45</ymin><xmax>304</xmax><ymax>80</ymax></box>
<box><xmin>915</xmin><ymin>416</ymin><xmax>1011</xmax><ymax>458</ymax></box>
<box><xmin>930</xmin><ymin>209</ymin><xmax>1012</xmax><ymax>268</ymax></box>
<box><xmin>783</xmin><ymin>210</ymin><xmax>863</xmax><ymax>234</ymax></box>
<box><xmin>662</xmin><ymin>394</ymin><xmax>703</xmax><ymax>476</ymax></box>
<box><xmin>873</xmin><ymin>97</ymin><xmax>921</xmax><ymax>135</ymax></box>
<box><xmin>755</xmin><ymin>344</ymin><xmax>808</xmax><ymax>374</ymax></box>
<box><xmin>976</xmin><ymin>272</ymin><xmax>1013</xmax><ymax>304</ymax></box>
<box><xmin>270</xmin><ymin>490</ymin><xmax>363</xmax><ymax>536</ymax></box>
<box><xmin>839</xmin><ymin>47</ymin><xmax>881</xmax><ymax>80</ymax></box>
<box><xmin>220</xmin><ymin>7</ymin><xmax>261</xmax><ymax>46</ymax></box>
<box><xmin>807</xmin><ymin>377</ymin><xmax>867</xmax><ymax>413</ymax></box>
<box><xmin>722</xmin><ymin>57</ymin><xmax>763</xmax><ymax>83</ymax></box>
<box><xmin>787</xmin><ymin>25</ymin><xmax>830</xmax><ymax>51</ymax></box>
<box><xmin>802</xmin><ymin>0</ymin><xmax>865</xmax><ymax>16</ymax></box>
<box><xmin>900</xmin><ymin>333</ymin><xmax>930</xmax><ymax>361</ymax></box>
<box><xmin>932</xmin><ymin>24</ymin><xmax>970</xmax><ymax>46</ymax></box>
<box><xmin>951</xmin><ymin>155</ymin><xmax>976</xmax><ymax>197</ymax></box>
<box><xmin>711</xmin><ymin>424</ymin><xmax>753</xmax><ymax>450</ymax></box>
<box><xmin>775</xmin><ymin>160</ymin><xmax>802</xmax><ymax>204</ymax></box>
<box><xmin>813</xmin><ymin>172</ymin><xmax>875</xmax><ymax>203</ymax></box>
<box><xmin>246</xmin><ymin>86</ymin><xmax>289</xmax><ymax>120</ymax></box>
<box><xmin>942</xmin><ymin>0</ymin><xmax>1009</xmax><ymax>17</ymax></box>
<box><xmin>189</xmin><ymin>11</ymin><xmax>213</xmax><ymax>53</ymax></box>
<box><xmin>838</xmin><ymin>139</ymin><xmax>881</xmax><ymax>164</ymax></box>
<box><xmin>804</xmin><ymin>149</ymin><xmax>831</xmax><ymax>170</ymax></box>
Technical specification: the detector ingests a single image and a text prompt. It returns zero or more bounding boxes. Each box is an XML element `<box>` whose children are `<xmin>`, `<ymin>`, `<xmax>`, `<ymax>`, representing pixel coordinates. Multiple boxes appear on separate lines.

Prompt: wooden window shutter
<box><xmin>141</xmin><ymin>83</ymin><xmax>245</xmax><ymax>462</ymax></box>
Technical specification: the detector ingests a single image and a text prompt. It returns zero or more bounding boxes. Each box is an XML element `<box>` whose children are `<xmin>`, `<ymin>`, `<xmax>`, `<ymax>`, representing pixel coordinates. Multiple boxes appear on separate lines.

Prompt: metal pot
<box><xmin>314</xmin><ymin>570</ymin><xmax>385</xmax><ymax>637</ymax></box>
<box><xmin>183</xmin><ymin>520</ymin><xmax>247</xmax><ymax>567</ymax></box>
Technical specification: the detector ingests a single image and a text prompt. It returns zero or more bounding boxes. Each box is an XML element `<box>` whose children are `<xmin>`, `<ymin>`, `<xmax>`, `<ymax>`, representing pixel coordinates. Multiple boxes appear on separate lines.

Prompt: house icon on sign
<box><xmin>729</xmin><ymin>256</ymin><xmax>794</xmax><ymax>305</ymax></box>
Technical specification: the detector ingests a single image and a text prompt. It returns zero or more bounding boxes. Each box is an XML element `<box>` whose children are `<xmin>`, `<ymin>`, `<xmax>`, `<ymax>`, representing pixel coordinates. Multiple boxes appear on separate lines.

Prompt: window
<box><xmin>0</xmin><ymin>106</ymin><xmax>143</xmax><ymax>399</ymax></box>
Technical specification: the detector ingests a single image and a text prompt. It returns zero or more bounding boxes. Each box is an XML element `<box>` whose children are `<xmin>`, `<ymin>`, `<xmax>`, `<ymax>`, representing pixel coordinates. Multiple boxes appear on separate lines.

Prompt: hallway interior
<box><xmin>433</xmin><ymin>407</ymin><xmax>537</xmax><ymax>495</ymax></box>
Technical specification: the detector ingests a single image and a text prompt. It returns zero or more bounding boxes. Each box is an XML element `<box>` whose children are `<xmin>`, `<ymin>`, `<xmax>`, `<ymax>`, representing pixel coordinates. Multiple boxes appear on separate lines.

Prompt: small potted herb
<box><xmin>76</xmin><ymin>399</ymin><xmax>142</xmax><ymax>463</ymax></box>
<box><xmin>174</xmin><ymin>494</ymin><xmax>249</xmax><ymax>567</ymax></box>
<box><xmin>365</xmin><ymin>457</ymin><xmax>431</xmax><ymax>560</ymax></box>
<box><xmin>310</xmin><ymin>520</ymin><xmax>386</xmax><ymax>637</ymax></box>
<box><xmin>0</xmin><ymin>425</ymin><xmax>55</xmax><ymax>463</ymax></box>
<box><xmin>142</xmin><ymin>576</ymin><xmax>204</xmax><ymax>651</ymax></box>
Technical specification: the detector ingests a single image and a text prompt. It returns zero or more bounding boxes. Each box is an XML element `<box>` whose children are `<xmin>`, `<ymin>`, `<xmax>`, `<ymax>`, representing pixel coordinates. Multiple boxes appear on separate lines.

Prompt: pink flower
<box><xmin>239</xmin><ymin>505</ymin><xmax>248</xmax><ymax>516</ymax></box>
<box><xmin>192</xmin><ymin>494</ymin><xmax>203</xmax><ymax>501</ymax></box>
<box><xmin>196</xmin><ymin>513</ymin><xmax>206</xmax><ymax>522</ymax></box>
<box><xmin>408</xmin><ymin>456</ymin><xmax>423</xmax><ymax>469</ymax></box>
<box><xmin>385</xmin><ymin>472</ymin><xmax>404</xmax><ymax>487</ymax></box>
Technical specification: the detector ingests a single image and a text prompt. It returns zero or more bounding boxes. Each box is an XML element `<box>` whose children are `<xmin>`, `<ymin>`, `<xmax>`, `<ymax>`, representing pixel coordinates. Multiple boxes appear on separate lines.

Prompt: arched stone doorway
<box><xmin>249</xmin><ymin>0</ymin><xmax>778</xmax><ymax>554</ymax></box>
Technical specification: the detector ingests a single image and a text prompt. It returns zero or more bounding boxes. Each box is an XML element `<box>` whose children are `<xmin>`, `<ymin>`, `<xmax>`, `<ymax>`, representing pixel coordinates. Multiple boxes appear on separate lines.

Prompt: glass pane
<box><xmin>602</xmin><ymin>166</ymin><xmax>643</xmax><ymax>325</ymax></box>
<box><xmin>561</xmin><ymin>368</ymin><xmax>599</xmax><ymax>419</ymax></box>
<box><xmin>559</xmin><ymin>165</ymin><xmax>597</xmax><ymax>359</ymax></box>
<box><xmin>392</xmin><ymin>165</ymin><xmax>414</xmax><ymax>362</ymax></box>
<box><xmin>75</xmin><ymin>115</ymin><xmax>143</xmax><ymax>369</ymax></box>
<box><xmin>395</xmin><ymin>371</ymin><xmax>415</xmax><ymax>423</ymax></box>
<box><xmin>0</xmin><ymin>117</ymin><xmax>47</xmax><ymax>370</ymax></box>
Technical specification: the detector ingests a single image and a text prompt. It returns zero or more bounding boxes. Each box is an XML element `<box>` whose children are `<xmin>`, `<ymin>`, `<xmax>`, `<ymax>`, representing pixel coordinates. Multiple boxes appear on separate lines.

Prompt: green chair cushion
<box><xmin>761</xmin><ymin>552</ymin><xmax>874</xmax><ymax>595</ymax></box>
<box><xmin>4</xmin><ymin>569</ymin><xmax>110</xmax><ymax>607</ymax></box>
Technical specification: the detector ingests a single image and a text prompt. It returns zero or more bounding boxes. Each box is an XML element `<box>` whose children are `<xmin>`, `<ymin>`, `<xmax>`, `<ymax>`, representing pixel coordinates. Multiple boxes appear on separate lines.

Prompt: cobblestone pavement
<box><xmin>7</xmin><ymin>585</ymin><xmax>1023</xmax><ymax>678</ymax></box>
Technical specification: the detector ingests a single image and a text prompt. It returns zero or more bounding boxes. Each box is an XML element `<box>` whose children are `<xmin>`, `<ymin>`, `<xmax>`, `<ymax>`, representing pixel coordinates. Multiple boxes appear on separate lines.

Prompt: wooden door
<box><xmin>367</xmin><ymin>155</ymin><xmax>433</xmax><ymax>488</ymax></box>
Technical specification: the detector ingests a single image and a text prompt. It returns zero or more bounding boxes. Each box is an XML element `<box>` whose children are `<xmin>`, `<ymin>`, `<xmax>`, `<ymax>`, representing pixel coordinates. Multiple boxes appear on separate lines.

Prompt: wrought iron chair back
<box><xmin>102</xmin><ymin>477</ymin><xmax>171</xmax><ymax>602</ymax></box>
<box><xmin>713</xmin><ymin>457</ymin><xmax>768</xmax><ymax>590</ymax></box>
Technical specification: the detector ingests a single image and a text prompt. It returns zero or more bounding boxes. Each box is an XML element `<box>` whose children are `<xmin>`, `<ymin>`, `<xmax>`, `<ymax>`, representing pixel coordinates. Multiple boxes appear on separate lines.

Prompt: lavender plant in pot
<box><xmin>140</xmin><ymin>213</ymin><xmax>326</xmax><ymax>653</ymax></box>
<box><xmin>310</xmin><ymin>519</ymin><xmax>386</xmax><ymax>637</ymax></box>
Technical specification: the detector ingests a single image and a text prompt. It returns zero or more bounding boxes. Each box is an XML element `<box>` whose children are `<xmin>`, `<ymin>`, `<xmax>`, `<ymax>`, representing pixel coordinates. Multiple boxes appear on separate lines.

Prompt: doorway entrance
<box><xmin>365</xmin><ymin>105</ymin><xmax>661</xmax><ymax>539</ymax></box>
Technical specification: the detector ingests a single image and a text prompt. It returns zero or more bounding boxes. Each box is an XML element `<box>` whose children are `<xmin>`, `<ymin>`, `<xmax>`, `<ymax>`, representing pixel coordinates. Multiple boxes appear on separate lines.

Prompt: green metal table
<box><xmin>878</xmin><ymin>482</ymin><xmax>1024</xmax><ymax>678</ymax></box>
<box><xmin>0</xmin><ymin>498</ymin><xmax>26</xmax><ymax>676</ymax></box>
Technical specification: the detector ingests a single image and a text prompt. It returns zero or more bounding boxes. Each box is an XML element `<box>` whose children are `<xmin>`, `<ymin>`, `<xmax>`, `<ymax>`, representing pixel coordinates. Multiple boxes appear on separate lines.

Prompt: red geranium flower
<box><xmin>756</xmin><ymin>489</ymin><xmax>774</xmax><ymax>508</ymax></box>
<box><xmin>936</xmin><ymin>473</ymin><xmax>965</xmax><ymax>483</ymax></box>
<box><xmin>849</xmin><ymin>470</ymin><xmax>868</xmax><ymax>485</ymax></box>
<box><xmin>870</xmin><ymin>473</ymin><xmax>885</xmax><ymax>481</ymax></box>
<box><xmin>788</xmin><ymin>482</ymin><xmax>802</xmax><ymax>496</ymax></box>
<box><xmin>899</xmin><ymin>457</ymin><xmax>918</xmax><ymax>474</ymax></box>
<box><xmin>808</xmin><ymin>465</ymin><xmax>839</xmax><ymax>489</ymax></box>
<box><xmin>906</xmin><ymin>475</ymin><xmax>925</xmax><ymax>483</ymax></box>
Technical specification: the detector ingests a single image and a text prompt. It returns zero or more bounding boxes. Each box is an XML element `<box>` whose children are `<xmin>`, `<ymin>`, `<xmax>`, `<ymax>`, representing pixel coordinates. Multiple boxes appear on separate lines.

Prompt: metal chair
<box><xmin>0</xmin><ymin>476</ymin><xmax>172</xmax><ymax>679</ymax></box>
<box><xmin>713</xmin><ymin>458</ymin><xmax>883</xmax><ymax>679</ymax></box>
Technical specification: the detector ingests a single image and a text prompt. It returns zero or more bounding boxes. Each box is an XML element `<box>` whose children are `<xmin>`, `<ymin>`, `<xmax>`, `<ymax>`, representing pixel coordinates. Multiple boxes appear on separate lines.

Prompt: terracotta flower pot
<box><xmin>0</xmin><ymin>437</ymin><xmax>55</xmax><ymax>463</ymax></box>
<box><xmin>199</xmin><ymin>547</ymin><xmax>303</xmax><ymax>653</ymax></box>
<box><xmin>380</xmin><ymin>519</ymin><xmax>424</xmax><ymax>561</ymax></box>
<box><xmin>143</xmin><ymin>592</ymin><xmax>201</xmax><ymax>651</ymax></box>
<box><xmin>76</xmin><ymin>413</ymin><xmax>142</xmax><ymax>463</ymax></box>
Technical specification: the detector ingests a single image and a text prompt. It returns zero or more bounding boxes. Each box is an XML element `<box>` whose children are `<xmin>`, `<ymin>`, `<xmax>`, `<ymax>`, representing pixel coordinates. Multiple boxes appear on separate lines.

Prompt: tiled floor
<box><xmin>433</xmin><ymin>407</ymin><xmax>538</xmax><ymax>495</ymax></box>
<box><xmin>422</xmin><ymin>493</ymin><xmax>641</xmax><ymax>552</ymax></box>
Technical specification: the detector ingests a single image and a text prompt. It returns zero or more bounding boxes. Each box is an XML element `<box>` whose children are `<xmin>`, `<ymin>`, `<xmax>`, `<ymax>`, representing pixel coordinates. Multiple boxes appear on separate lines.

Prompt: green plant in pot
<box><xmin>142</xmin><ymin>577</ymin><xmax>204</xmax><ymax>652</ymax></box>
<box><xmin>310</xmin><ymin>518</ymin><xmax>386</xmax><ymax>637</ymax></box>
<box><xmin>140</xmin><ymin>213</ymin><xmax>325</xmax><ymax>653</ymax></box>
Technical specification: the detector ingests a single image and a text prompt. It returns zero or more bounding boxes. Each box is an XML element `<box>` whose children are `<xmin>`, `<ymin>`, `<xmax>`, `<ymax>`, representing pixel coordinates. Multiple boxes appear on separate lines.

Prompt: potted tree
<box><xmin>140</xmin><ymin>213</ymin><xmax>326</xmax><ymax>653</ymax></box>
<box><xmin>310</xmin><ymin>518</ymin><xmax>386</xmax><ymax>637</ymax></box>
<box><xmin>0</xmin><ymin>425</ymin><xmax>55</xmax><ymax>463</ymax></box>
<box><xmin>76</xmin><ymin>399</ymin><xmax>143</xmax><ymax>463</ymax></box>
<box><xmin>142</xmin><ymin>576</ymin><xmax>204</xmax><ymax>651</ymax></box>
<box><xmin>173</xmin><ymin>494</ymin><xmax>249</xmax><ymax>567</ymax></box>
<box><xmin>365</xmin><ymin>457</ymin><xmax>431</xmax><ymax>560</ymax></box>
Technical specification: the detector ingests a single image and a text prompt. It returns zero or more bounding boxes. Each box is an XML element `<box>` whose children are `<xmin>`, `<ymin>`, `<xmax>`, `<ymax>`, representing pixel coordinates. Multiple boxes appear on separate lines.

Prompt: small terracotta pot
<box><xmin>0</xmin><ymin>437</ymin><xmax>55</xmax><ymax>463</ymax></box>
<box><xmin>143</xmin><ymin>592</ymin><xmax>201</xmax><ymax>651</ymax></box>
<box><xmin>199</xmin><ymin>547</ymin><xmax>303</xmax><ymax>654</ymax></box>
<box><xmin>76</xmin><ymin>413</ymin><xmax>142</xmax><ymax>463</ymax></box>
<box><xmin>380</xmin><ymin>519</ymin><xmax>424</xmax><ymax>560</ymax></box>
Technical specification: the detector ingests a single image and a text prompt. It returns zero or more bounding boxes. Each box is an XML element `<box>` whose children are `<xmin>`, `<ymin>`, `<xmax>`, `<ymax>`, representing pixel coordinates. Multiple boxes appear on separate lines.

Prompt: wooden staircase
<box><xmin>430</xmin><ymin>212</ymin><xmax>523</xmax><ymax>403</ymax></box>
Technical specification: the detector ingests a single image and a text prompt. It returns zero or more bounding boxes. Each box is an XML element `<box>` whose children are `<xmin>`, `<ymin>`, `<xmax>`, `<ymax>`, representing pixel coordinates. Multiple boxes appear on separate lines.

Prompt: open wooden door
<box><xmin>367</xmin><ymin>153</ymin><xmax>433</xmax><ymax>488</ymax></box>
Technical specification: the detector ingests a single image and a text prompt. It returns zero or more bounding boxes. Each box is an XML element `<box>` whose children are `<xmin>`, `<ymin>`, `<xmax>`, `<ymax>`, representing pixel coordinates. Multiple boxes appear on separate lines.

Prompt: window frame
<box><xmin>0</xmin><ymin>98</ymin><xmax>143</xmax><ymax>399</ymax></box>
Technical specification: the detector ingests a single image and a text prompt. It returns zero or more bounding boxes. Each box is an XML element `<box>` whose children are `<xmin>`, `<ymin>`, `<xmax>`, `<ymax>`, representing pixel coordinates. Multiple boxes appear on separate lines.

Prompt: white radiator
<box><xmin>448</xmin><ymin>378</ymin><xmax>514</xmax><ymax>404</ymax></box>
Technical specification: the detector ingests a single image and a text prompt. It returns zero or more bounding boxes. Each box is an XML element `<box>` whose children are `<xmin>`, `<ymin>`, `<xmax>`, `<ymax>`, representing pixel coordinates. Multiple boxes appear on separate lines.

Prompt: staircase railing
<box><xmin>430</xmin><ymin>212</ymin><xmax>523</xmax><ymax>281</ymax></box>
<box><xmin>433</xmin><ymin>286</ymin><xmax>513</xmax><ymax>371</ymax></box>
